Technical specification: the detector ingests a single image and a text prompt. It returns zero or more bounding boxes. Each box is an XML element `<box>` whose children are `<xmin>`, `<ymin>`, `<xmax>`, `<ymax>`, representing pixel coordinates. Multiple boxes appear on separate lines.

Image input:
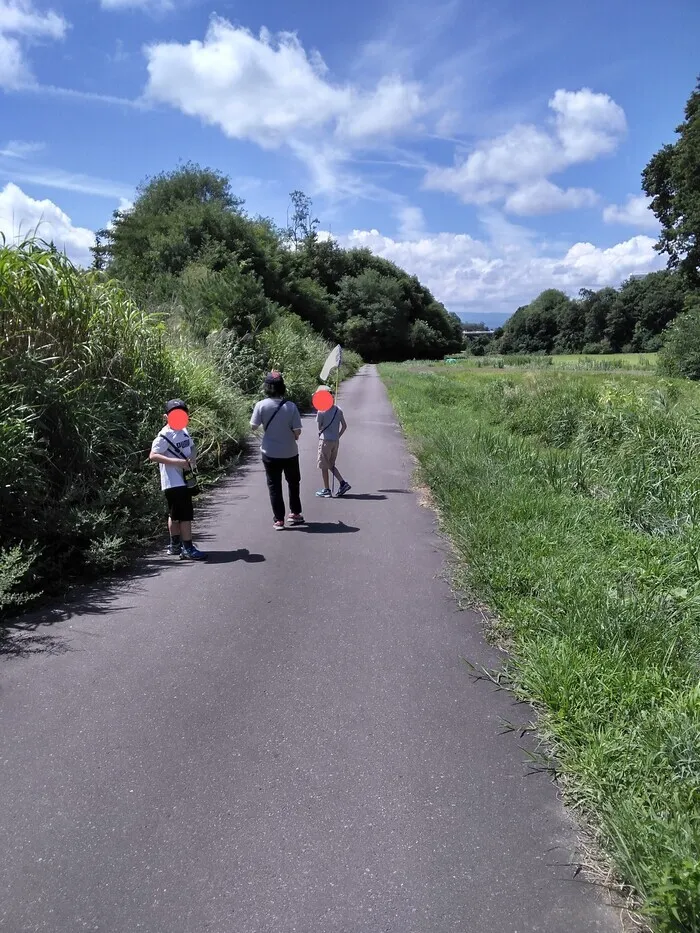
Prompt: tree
<box><xmin>410</xmin><ymin>320</ymin><xmax>443</xmax><ymax>358</ymax></box>
<box><xmin>659</xmin><ymin>295</ymin><xmax>700</xmax><ymax>378</ymax></box>
<box><xmin>98</xmin><ymin>164</ymin><xmax>252</xmax><ymax>293</ymax></box>
<box><xmin>93</xmin><ymin>163</ymin><xmax>467</xmax><ymax>363</ymax></box>
<box><xmin>337</xmin><ymin>270</ymin><xmax>410</xmax><ymax>362</ymax></box>
<box><xmin>498</xmin><ymin>289</ymin><xmax>571</xmax><ymax>353</ymax></box>
<box><xmin>580</xmin><ymin>287</ymin><xmax>617</xmax><ymax>350</ymax></box>
<box><xmin>286</xmin><ymin>190</ymin><xmax>319</xmax><ymax>249</ymax></box>
<box><xmin>642</xmin><ymin>76</ymin><xmax>700</xmax><ymax>285</ymax></box>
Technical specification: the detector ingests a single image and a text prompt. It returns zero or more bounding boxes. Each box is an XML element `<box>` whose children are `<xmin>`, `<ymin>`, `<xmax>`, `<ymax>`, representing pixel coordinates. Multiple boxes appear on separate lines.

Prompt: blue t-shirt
<box><xmin>251</xmin><ymin>398</ymin><xmax>302</xmax><ymax>459</ymax></box>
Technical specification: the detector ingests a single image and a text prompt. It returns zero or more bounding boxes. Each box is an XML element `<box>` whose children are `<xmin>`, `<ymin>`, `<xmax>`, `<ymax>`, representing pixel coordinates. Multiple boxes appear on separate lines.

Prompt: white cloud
<box><xmin>0</xmin><ymin>139</ymin><xmax>44</xmax><ymax>158</ymax></box>
<box><xmin>0</xmin><ymin>0</ymin><xmax>65</xmax><ymax>38</ymax></box>
<box><xmin>550</xmin><ymin>88</ymin><xmax>626</xmax><ymax>162</ymax></box>
<box><xmin>505</xmin><ymin>180</ymin><xmax>599</xmax><ymax>215</ymax></box>
<box><xmin>326</xmin><ymin>218</ymin><xmax>664</xmax><ymax>318</ymax></box>
<box><xmin>101</xmin><ymin>0</ymin><xmax>174</xmax><ymax>10</ymax></box>
<box><xmin>0</xmin><ymin>162</ymin><xmax>133</xmax><ymax>199</ymax></box>
<box><xmin>603</xmin><ymin>194</ymin><xmax>658</xmax><ymax>231</ymax></box>
<box><xmin>0</xmin><ymin>34</ymin><xmax>29</xmax><ymax>88</ymax></box>
<box><xmin>0</xmin><ymin>1</ymin><xmax>68</xmax><ymax>88</ymax></box>
<box><xmin>424</xmin><ymin>88</ymin><xmax>626</xmax><ymax>215</ymax></box>
<box><xmin>396</xmin><ymin>204</ymin><xmax>426</xmax><ymax>239</ymax></box>
<box><xmin>0</xmin><ymin>182</ymin><xmax>95</xmax><ymax>265</ymax></box>
<box><xmin>143</xmin><ymin>17</ymin><xmax>427</xmax><ymax>190</ymax></box>
<box><xmin>336</xmin><ymin>76</ymin><xmax>425</xmax><ymax>141</ymax></box>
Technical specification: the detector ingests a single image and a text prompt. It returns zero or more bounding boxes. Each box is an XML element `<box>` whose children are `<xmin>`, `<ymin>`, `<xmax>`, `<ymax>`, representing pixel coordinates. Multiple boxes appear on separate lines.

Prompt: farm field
<box><xmin>380</xmin><ymin>357</ymin><xmax>700</xmax><ymax>932</ymax></box>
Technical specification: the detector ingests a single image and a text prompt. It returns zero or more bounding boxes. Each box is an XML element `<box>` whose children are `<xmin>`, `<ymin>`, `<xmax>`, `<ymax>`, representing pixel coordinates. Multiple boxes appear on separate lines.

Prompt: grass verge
<box><xmin>380</xmin><ymin>360</ymin><xmax>700</xmax><ymax>933</ymax></box>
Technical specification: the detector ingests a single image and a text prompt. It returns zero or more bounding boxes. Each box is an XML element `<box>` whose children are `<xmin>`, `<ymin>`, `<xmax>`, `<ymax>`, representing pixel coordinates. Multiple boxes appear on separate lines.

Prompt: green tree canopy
<box><xmin>95</xmin><ymin>163</ymin><xmax>464</xmax><ymax>362</ymax></box>
<box><xmin>643</xmin><ymin>76</ymin><xmax>700</xmax><ymax>285</ymax></box>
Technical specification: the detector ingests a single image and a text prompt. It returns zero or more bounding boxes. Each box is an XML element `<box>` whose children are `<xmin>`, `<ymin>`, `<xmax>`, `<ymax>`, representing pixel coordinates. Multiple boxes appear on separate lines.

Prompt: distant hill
<box><xmin>456</xmin><ymin>311</ymin><xmax>510</xmax><ymax>330</ymax></box>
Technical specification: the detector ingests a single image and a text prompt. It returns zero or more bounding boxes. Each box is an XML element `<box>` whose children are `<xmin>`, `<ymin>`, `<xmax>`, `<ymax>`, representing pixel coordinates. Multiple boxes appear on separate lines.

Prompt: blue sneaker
<box><xmin>180</xmin><ymin>543</ymin><xmax>208</xmax><ymax>561</ymax></box>
<box><xmin>336</xmin><ymin>481</ymin><xmax>352</xmax><ymax>497</ymax></box>
<box><xmin>316</xmin><ymin>488</ymin><xmax>332</xmax><ymax>498</ymax></box>
<box><xmin>166</xmin><ymin>543</ymin><xmax>180</xmax><ymax>556</ymax></box>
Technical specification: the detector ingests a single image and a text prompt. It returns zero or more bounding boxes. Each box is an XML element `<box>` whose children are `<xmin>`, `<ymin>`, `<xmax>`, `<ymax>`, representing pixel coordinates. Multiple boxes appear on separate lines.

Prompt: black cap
<box><xmin>165</xmin><ymin>398</ymin><xmax>188</xmax><ymax>414</ymax></box>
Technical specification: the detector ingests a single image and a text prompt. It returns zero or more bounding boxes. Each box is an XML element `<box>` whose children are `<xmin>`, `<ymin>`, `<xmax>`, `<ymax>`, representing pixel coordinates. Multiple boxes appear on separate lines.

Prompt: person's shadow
<box><xmin>292</xmin><ymin>521</ymin><xmax>360</xmax><ymax>535</ymax></box>
<box><xmin>339</xmin><ymin>493</ymin><xmax>387</xmax><ymax>501</ymax></box>
<box><xmin>204</xmin><ymin>549</ymin><xmax>266</xmax><ymax>564</ymax></box>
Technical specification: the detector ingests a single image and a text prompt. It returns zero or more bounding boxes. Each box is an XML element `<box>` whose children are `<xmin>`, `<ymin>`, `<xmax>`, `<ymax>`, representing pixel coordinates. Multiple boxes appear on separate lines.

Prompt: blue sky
<box><xmin>0</xmin><ymin>0</ymin><xmax>698</xmax><ymax>322</ymax></box>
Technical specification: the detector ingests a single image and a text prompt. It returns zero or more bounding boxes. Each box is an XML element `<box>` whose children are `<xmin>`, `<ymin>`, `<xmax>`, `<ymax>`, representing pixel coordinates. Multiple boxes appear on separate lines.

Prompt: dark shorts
<box><xmin>164</xmin><ymin>485</ymin><xmax>193</xmax><ymax>522</ymax></box>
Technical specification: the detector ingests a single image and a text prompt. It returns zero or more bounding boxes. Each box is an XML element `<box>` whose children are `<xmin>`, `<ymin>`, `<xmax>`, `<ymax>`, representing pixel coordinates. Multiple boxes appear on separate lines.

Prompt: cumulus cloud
<box><xmin>143</xmin><ymin>18</ymin><xmax>426</xmax><ymax>173</ymax></box>
<box><xmin>0</xmin><ymin>182</ymin><xmax>95</xmax><ymax>265</ymax></box>
<box><xmin>603</xmin><ymin>194</ymin><xmax>658</xmax><ymax>231</ymax></box>
<box><xmin>0</xmin><ymin>0</ymin><xmax>67</xmax><ymax>88</ymax></box>
<box><xmin>505</xmin><ymin>180</ymin><xmax>599</xmax><ymax>216</ymax></box>
<box><xmin>425</xmin><ymin>88</ymin><xmax>625</xmax><ymax>215</ymax></box>
<box><xmin>326</xmin><ymin>220</ymin><xmax>664</xmax><ymax>318</ymax></box>
<box><xmin>0</xmin><ymin>0</ymin><xmax>65</xmax><ymax>38</ymax></box>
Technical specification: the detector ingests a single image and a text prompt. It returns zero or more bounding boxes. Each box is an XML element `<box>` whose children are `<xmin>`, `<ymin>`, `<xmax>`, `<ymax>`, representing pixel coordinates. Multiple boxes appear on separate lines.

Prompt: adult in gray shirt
<box><xmin>250</xmin><ymin>372</ymin><xmax>305</xmax><ymax>529</ymax></box>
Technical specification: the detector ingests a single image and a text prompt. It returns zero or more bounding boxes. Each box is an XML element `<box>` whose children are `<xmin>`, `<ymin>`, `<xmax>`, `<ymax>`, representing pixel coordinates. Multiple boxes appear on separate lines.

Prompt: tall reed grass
<box><xmin>0</xmin><ymin>242</ymin><xmax>360</xmax><ymax>615</ymax></box>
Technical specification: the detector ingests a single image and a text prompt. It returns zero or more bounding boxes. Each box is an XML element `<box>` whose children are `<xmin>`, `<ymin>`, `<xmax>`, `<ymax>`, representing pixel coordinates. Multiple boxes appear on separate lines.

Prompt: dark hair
<box><xmin>264</xmin><ymin>380</ymin><xmax>286</xmax><ymax>398</ymax></box>
<box><xmin>263</xmin><ymin>371</ymin><xmax>286</xmax><ymax>398</ymax></box>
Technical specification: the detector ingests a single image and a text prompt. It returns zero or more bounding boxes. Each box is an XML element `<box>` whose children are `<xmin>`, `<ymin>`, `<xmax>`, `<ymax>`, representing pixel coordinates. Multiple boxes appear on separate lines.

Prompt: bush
<box><xmin>0</xmin><ymin>242</ymin><xmax>249</xmax><ymax>616</ymax></box>
<box><xmin>659</xmin><ymin>296</ymin><xmax>700</xmax><ymax>380</ymax></box>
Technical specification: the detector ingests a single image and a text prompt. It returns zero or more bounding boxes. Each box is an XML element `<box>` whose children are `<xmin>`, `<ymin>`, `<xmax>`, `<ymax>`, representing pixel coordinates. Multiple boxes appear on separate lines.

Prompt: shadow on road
<box><xmin>338</xmin><ymin>493</ymin><xmax>387</xmax><ymax>501</ymax></box>
<box><xmin>377</xmin><ymin>488</ymin><xmax>412</xmax><ymax>494</ymax></box>
<box><xmin>204</xmin><ymin>549</ymin><xmax>266</xmax><ymax>564</ymax></box>
<box><xmin>292</xmin><ymin>521</ymin><xmax>360</xmax><ymax>535</ymax></box>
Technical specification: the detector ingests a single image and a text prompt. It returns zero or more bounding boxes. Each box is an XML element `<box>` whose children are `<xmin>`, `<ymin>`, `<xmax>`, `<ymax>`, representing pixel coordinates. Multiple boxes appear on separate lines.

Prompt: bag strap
<box><xmin>160</xmin><ymin>433</ymin><xmax>189</xmax><ymax>463</ymax></box>
<box><xmin>264</xmin><ymin>400</ymin><xmax>286</xmax><ymax>431</ymax></box>
<box><xmin>318</xmin><ymin>406</ymin><xmax>338</xmax><ymax>437</ymax></box>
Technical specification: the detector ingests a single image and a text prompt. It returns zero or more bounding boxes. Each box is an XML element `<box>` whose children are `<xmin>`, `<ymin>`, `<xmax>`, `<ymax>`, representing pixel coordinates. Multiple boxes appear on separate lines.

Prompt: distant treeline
<box><xmin>466</xmin><ymin>271</ymin><xmax>698</xmax><ymax>356</ymax></box>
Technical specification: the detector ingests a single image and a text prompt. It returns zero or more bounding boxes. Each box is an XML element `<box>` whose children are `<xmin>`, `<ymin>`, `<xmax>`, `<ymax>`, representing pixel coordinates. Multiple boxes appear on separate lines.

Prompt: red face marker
<box><xmin>312</xmin><ymin>389</ymin><xmax>333</xmax><ymax>413</ymax></box>
<box><xmin>168</xmin><ymin>409</ymin><xmax>189</xmax><ymax>430</ymax></box>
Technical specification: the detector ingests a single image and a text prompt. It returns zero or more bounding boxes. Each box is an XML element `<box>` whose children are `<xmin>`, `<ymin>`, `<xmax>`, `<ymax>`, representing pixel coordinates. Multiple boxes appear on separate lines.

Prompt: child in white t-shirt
<box><xmin>149</xmin><ymin>399</ymin><xmax>207</xmax><ymax>560</ymax></box>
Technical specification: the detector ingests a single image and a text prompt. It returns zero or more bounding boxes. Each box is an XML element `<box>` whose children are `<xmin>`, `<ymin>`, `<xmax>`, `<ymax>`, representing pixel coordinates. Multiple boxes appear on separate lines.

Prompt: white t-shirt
<box><xmin>151</xmin><ymin>427</ymin><xmax>195</xmax><ymax>490</ymax></box>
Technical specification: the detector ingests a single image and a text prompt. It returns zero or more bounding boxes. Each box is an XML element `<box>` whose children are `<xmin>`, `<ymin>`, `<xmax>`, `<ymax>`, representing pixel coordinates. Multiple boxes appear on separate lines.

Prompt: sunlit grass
<box><xmin>381</xmin><ymin>360</ymin><xmax>700</xmax><ymax>932</ymax></box>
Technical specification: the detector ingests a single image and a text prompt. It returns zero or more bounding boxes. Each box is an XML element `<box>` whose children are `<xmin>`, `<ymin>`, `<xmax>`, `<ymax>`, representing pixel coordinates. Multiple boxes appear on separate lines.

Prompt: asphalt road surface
<box><xmin>1</xmin><ymin>366</ymin><xmax>618</xmax><ymax>932</ymax></box>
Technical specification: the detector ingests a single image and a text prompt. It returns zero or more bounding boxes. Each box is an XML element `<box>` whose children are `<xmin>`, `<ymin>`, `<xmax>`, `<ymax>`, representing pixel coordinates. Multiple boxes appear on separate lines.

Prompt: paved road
<box><xmin>1</xmin><ymin>366</ymin><xmax>617</xmax><ymax>933</ymax></box>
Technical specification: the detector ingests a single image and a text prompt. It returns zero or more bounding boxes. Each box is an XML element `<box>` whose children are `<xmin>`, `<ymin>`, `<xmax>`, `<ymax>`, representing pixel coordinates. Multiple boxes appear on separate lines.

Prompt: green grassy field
<box><xmin>447</xmin><ymin>351</ymin><xmax>658</xmax><ymax>373</ymax></box>
<box><xmin>381</xmin><ymin>356</ymin><xmax>700</xmax><ymax>933</ymax></box>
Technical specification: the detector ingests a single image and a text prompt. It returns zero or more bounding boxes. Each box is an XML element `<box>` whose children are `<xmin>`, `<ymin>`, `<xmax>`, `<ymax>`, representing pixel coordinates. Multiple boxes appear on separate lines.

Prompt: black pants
<box><xmin>262</xmin><ymin>454</ymin><xmax>302</xmax><ymax>521</ymax></box>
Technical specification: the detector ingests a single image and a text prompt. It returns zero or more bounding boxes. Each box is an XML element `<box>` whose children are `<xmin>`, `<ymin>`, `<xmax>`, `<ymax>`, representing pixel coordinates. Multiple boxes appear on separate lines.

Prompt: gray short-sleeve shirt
<box><xmin>251</xmin><ymin>398</ymin><xmax>302</xmax><ymax>459</ymax></box>
<box><xmin>317</xmin><ymin>405</ymin><xmax>343</xmax><ymax>441</ymax></box>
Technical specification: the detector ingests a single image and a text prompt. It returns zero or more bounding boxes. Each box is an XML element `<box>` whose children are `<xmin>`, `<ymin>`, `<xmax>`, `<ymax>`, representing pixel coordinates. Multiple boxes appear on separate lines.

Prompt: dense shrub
<box><xmin>0</xmin><ymin>243</ymin><xmax>249</xmax><ymax>613</ymax></box>
<box><xmin>659</xmin><ymin>296</ymin><xmax>700</xmax><ymax>380</ymax></box>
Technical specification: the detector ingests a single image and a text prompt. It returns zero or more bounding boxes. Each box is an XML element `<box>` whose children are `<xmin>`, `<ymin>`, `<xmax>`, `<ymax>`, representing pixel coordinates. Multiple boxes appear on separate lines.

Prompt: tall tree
<box><xmin>286</xmin><ymin>190</ymin><xmax>319</xmax><ymax>249</ymax></box>
<box><xmin>642</xmin><ymin>76</ymin><xmax>700</xmax><ymax>285</ymax></box>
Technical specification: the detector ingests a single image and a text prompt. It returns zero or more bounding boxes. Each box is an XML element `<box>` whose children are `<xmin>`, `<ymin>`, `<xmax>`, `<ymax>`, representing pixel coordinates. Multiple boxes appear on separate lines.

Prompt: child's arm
<box><xmin>150</xmin><ymin>435</ymin><xmax>190</xmax><ymax>468</ymax></box>
<box><xmin>338</xmin><ymin>412</ymin><xmax>348</xmax><ymax>438</ymax></box>
<box><xmin>149</xmin><ymin>452</ymin><xmax>189</xmax><ymax>468</ymax></box>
